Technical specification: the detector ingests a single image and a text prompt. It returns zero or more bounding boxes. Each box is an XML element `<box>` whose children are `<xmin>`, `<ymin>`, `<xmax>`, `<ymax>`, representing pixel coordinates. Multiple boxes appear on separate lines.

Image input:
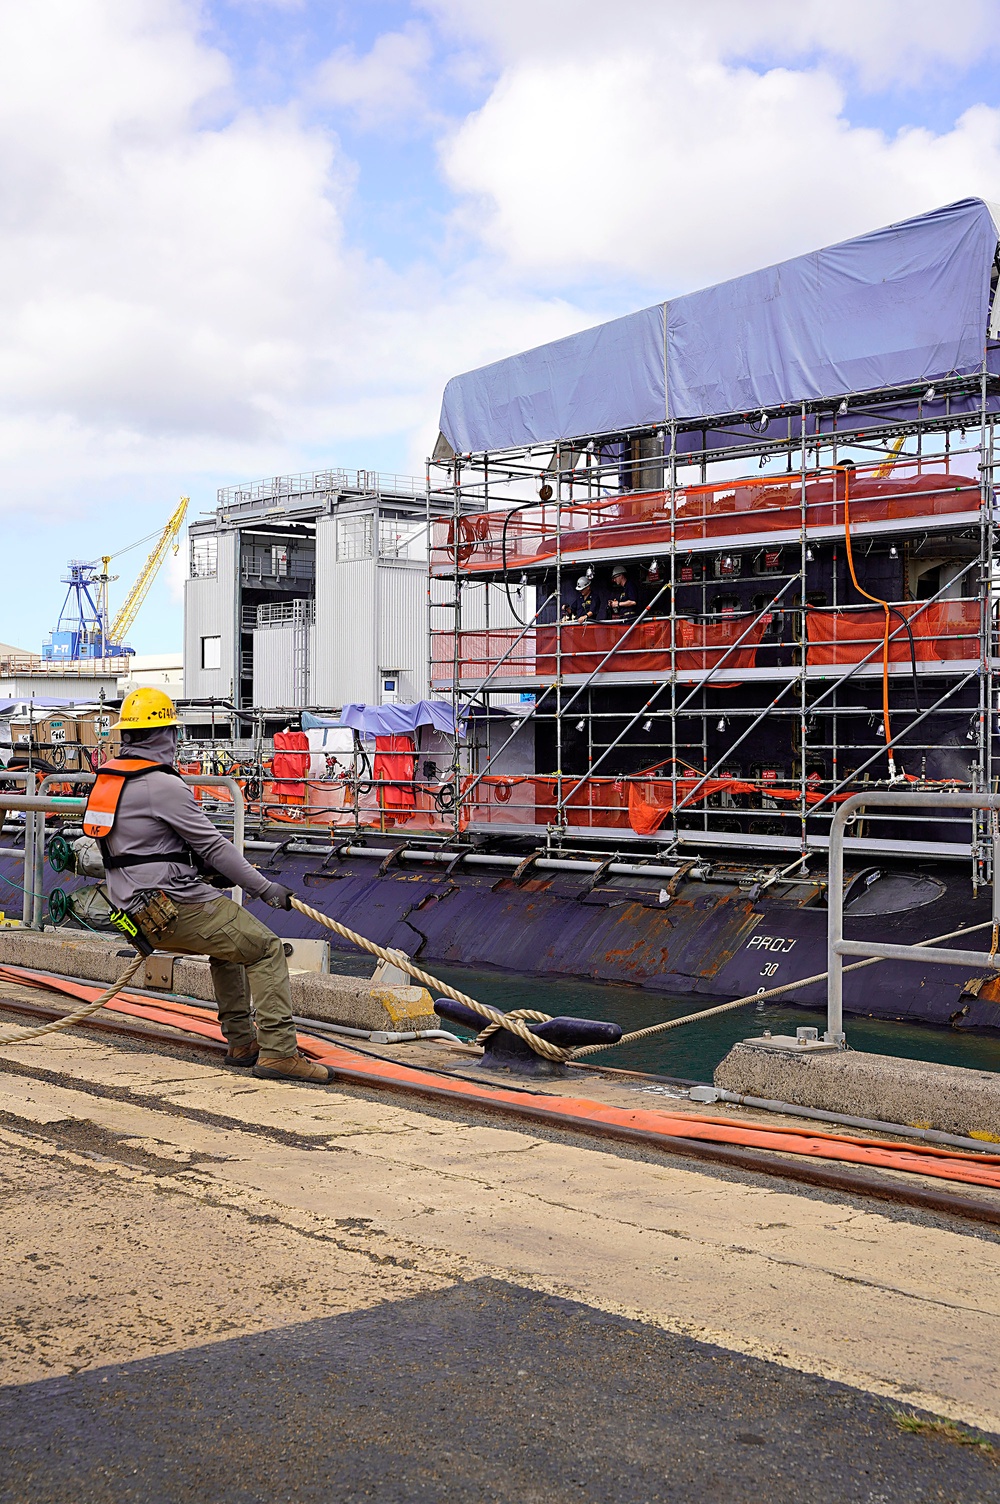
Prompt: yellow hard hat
<box><xmin>114</xmin><ymin>687</ymin><xmax>179</xmax><ymax>731</ymax></box>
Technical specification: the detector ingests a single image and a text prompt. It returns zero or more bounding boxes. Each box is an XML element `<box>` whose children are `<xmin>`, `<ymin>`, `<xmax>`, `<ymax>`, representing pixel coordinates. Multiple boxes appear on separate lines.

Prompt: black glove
<box><xmin>260</xmin><ymin>881</ymin><xmax>294</xmax><ymax>910</ymax></box>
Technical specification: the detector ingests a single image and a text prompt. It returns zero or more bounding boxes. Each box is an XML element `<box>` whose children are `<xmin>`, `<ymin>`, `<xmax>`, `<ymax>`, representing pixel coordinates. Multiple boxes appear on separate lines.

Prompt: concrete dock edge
<box><xmin>715</xmin><ymin>1039</ymin><xmax>1000</xmax><ymax>1141</ymax></box>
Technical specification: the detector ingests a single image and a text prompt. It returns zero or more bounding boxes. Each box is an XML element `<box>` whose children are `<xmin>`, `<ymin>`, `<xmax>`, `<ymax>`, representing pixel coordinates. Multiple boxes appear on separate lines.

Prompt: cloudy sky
<box><xmin>5</xmin><ymin>0</ymin><xmax>1000</xmax><ymax>652</ymax></box>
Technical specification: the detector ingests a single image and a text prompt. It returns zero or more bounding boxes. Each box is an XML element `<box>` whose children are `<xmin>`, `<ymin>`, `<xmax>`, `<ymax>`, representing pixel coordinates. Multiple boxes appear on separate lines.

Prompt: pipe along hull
<box><xmin>9</xmin><ymin>847</ymin><xmax>998</xmax><ymax>1032</ymax></box>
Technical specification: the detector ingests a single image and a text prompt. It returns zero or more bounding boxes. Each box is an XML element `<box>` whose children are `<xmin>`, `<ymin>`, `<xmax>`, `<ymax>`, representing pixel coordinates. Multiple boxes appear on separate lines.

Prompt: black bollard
<box><xmin>433</xmin><ymin>997</ymin><xmax>622</xmax><ymax>1076</ymax></box>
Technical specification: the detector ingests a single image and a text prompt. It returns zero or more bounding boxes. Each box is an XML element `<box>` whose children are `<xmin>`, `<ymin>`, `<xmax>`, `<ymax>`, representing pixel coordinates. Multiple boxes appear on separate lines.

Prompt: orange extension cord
<box><xmin>5</xmin><ymin>964</ymin><xmax>1000</xmax><ymax>1194</ymax></box>
<box><xmin>839</xmin><ymin>463</ymin><xmax>897</xmax><ymax>778</ymax></box>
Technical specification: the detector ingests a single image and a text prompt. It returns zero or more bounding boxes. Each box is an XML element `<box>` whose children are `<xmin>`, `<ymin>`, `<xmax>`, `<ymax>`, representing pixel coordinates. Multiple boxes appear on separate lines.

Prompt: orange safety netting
<box><xmin>806</xmin><ymin>600</ymin><xmax>981</xmax><ymax>666</ymax></box>
<box><xmin>431</xmin><ymin>468</ymin><xmax>980</xmax><ymax>573</ymax></box>
<box><xmin>625</xmin><ymin>775</ymin><xmax>850</xmax><ymax>836</ymax></box>
<box><xmin>534</xmin><ymin>615</ymin><xmax>765</xmax><ymax>676</ymax></box>
<box><xmin>463</xmin><ymin>774</ymin><xmax>632</xmax><ymax>831</ymax></box>
<box><xmin>431</xmin><ymin>627</ymin><xmax>534</xmax><ymax>680</ymax></box>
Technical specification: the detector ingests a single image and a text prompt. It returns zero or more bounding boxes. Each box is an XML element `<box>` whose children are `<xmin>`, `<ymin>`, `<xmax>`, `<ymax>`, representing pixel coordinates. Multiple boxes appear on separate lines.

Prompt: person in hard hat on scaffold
<box><xmin>81</xmin><ymin>687</ymin><xmax>332</xmax><ymax>1085</ymax></box>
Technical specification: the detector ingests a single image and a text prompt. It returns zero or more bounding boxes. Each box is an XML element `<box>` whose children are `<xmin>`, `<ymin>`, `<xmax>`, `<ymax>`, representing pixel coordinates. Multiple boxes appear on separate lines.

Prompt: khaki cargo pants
<box><xmin>157</xmin><ymin>896</ymin><xmax>298</xmax><ymax>1057</ymax></box>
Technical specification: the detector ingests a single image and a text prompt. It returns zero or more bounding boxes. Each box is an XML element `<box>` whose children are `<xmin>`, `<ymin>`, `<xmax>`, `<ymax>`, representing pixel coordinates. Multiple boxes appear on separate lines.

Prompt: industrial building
<box><xmin>0</xmin><ymin>646</ymin><xmax>182</xmax><ymax>704</ymax></box>
<box><xmin>183</xmin><ymin>466</ymin><xmax>460</xmax><ymax>732</ymax></box>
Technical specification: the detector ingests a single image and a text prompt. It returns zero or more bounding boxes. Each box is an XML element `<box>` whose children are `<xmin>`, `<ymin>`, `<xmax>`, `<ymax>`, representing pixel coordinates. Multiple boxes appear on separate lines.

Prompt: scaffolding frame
<box><xmin>428</xmin><ymin>367</ymin><xmax>999</xmax><ymax>886</ymax></box>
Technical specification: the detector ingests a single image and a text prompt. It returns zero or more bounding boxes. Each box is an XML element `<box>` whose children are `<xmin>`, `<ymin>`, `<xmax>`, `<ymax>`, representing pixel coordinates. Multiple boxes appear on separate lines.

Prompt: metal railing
<box><xmin>827</xmin><ymin>790</ymin><xmax>1000</xmax><ymax>1044</ymax></box>
<box><xmin>218</xmin><ymin>466</ymin><xmax>425</xmax><ymax>508</ymax></box>
<box><xmin>0</xmin><ymin>657</ymin><xmax>133</xmax><ymax>676</ymax></box>
<box><xmin>1</xmin><ymin>774</ymin><xmax>247</xmax><ymax>927</ymax></box>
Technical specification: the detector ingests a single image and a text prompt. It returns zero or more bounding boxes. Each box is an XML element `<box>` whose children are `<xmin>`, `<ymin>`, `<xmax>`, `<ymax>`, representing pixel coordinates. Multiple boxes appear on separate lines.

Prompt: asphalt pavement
<box><xmin>1</xmin><ymin>1278</ymin><xmax>996</xmax><ymax>1504</ymax></box>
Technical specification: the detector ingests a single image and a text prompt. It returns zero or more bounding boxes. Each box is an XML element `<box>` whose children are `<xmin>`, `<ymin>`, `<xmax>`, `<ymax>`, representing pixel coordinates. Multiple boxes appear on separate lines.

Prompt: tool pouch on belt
<box><xmin>108</xmin><ymin>889</ymin><xmax>179</xmax><ymax>958</ymax></box>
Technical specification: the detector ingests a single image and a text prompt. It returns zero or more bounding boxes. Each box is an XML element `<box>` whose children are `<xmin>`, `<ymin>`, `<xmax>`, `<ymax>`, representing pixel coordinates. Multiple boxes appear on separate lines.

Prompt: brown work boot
<box><xmin>224</xmin><ymin>1041</ymin><xmax>259</xmax><ymax>1068</ymax></box>
<box><xmin>252</xmin><ymin>1051</ymin><xmax>335</xmax><ymax>1085</ymax></box>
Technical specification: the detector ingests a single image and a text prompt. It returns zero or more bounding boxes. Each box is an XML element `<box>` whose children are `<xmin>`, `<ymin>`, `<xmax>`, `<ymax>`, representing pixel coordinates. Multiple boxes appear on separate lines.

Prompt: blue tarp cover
<box><xmin>438</xmin><ymin>199</ymin><xmax>999</xmax><ymax>453</ymax></box>
<box><xmin>303</xmin><ymin>702</ymin><xmax>464</xmax><ymax>738</ymax></box>
<box><xmin>0</xmin><ymin>697</ymin><xmax>86</xmax><ymax>712</ymax></box>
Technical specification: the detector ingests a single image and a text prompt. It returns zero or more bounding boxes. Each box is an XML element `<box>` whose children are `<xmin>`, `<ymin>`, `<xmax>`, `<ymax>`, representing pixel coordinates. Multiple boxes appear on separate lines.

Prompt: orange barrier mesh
<box><xmin>432</xmin><ymin>627</ymin><xmax>534</xmax><ymax>680</ymax></box>
<box><xmin>625</xmin><ymin>775</ymin><xmax>855</xmax><ymax>836</ymax></box>
<box><xmin>431</xmin><ymin>467</ymin><xmax>980</xmax><ymax>574</ymax></box>
<box><xmin>806</xmin><ymin>600</ymin><xmax>980</xmax><ymax>665</ymax></box>
<box><xmin>463</xmin><ymin>774</ymin><xmax>632</xmax><ymax>831</ymax></box>
<box><xmin>434</xmin><ymin>615</ymin><xmax>765</xmax><ymax>683</ymax></box>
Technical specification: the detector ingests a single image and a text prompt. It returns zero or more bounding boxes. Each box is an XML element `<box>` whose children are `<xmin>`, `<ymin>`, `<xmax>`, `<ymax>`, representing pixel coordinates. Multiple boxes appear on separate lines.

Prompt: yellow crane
<box><xmin>97</xmin><ymin>497</ymin><xmax>188</xmax><ymax>647</ymax></box>
<box><xmin>873</xmin><ymin>434</ymin><xmax>907</xmax><ymax>478</ymax></box>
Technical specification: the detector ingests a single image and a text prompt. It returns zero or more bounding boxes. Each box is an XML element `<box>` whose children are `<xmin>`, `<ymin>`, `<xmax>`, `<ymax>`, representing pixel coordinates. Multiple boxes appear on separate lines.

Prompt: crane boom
<box><xmin>109</xmin><ymin>497</ymin><xmax>188</xmax><ymax>644</ymax></box>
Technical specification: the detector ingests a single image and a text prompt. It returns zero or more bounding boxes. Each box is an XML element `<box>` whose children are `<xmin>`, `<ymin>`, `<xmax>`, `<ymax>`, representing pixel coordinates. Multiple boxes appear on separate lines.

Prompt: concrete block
<box><xmin>0</xmin><ymin>930</ymin><xmax>438</xmax><ymax>1035</ymax></box>
<box><xmin>715</xmin><ymin>1039</ymin><xmax>1000</xmax><ymax>1142</ymax></box>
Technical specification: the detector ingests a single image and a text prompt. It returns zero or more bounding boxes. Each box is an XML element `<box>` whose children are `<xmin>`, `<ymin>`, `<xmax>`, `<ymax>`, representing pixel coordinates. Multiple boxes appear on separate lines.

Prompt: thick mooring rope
<box><xmin>0</xmin><ymin>953</ymin><xmax>145</xmax><ymax>1047</ymax></box>
<box><xmin>289</xmin><ymin>897</ymin><xmax>569</xmax><ymax>1061</ymax></box>
<box><xmin>292</xmin><ymin>902</ymin><xmax>997</xmax><ymax>1065</ymax></box>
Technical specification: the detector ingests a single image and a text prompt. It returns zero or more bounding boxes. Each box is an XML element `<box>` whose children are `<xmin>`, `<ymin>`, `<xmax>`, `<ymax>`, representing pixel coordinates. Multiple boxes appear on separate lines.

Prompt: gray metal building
<box><xmin>183</xmin><ymin>466</ymin><xmax>443</xmax><ymax>731</ymax></box>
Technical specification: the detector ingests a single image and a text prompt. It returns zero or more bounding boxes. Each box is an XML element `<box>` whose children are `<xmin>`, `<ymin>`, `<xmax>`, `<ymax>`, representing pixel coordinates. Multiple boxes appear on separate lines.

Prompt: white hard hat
<box><xmin>611</xmin><ymin>561</ymin><xmax>627</xmax><ymax>575</ymax></box>
<box><xmin>576</xmin><ymin>576</ymin><xmax>590</xmax><ymax>590</ymax></box>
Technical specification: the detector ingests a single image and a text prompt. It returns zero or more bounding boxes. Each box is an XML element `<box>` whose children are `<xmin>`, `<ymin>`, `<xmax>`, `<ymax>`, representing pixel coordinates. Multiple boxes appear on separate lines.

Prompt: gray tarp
<box><xmin>438</xmin><ymin>199</ymin><xmax>999</xmax><ymax>454</ymax></box>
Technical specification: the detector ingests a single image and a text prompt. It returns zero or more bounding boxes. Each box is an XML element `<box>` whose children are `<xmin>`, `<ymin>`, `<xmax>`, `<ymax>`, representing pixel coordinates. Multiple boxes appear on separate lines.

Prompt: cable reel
<box><xmin>48</xmin><ymin>889</ymin><xmax>73</xmax><ymax>924</ymax></box>
<box><xmin>48</xmin><ymin>834</ymin><xmax>75</xmax><ymax>874</ymax></box>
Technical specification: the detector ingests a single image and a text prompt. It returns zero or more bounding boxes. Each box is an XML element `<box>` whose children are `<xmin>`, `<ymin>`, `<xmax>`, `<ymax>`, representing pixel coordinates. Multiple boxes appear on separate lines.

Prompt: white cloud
<box><xmin>438</xmin><ymin>9</ymin><xmax>1000</xmax><ymax>288</ymax></box>
<box><xmin>4</xmin><ymin>0</ymin><xmax>1000</xmax><ymax>656</ymax></box>
<box><xmin>0</xmin><ymin>2</ymin><xmax>365</xmax><ymax>452</ymax></box>
<box><xmin>311</xmin><ymin>21</ymin><xmax>437</xmax><ymax>132</ymax></box>
<box><xmin>0</xmin><ymin>2</ymin><xmax>581</xmax><ymax>516</ymax></box>
<box><xmin>424</xmin><ymin>0</ymin><xmax>1000</xmax><ymax>88</ymax></box>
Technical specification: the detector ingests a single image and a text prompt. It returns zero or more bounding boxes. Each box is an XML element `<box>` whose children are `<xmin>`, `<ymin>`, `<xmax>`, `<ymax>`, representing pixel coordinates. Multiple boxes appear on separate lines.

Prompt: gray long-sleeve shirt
<box><xmin>101</xmin><ymin>729</ymin><xmax>271</xmax><ymax>908</ymax></box>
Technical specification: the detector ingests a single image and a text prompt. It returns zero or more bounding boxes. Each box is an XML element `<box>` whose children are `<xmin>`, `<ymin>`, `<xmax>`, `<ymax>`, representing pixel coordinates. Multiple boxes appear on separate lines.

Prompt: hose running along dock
<box><xmin>3</xmin><ymin>955</ymin><xmax>1000</xmax><ymax>1228</ymax></box>
<box><xmin>3</xmin><ymin>884</ymin><xmax>1000</xmax><ymax>1222</ymax></box>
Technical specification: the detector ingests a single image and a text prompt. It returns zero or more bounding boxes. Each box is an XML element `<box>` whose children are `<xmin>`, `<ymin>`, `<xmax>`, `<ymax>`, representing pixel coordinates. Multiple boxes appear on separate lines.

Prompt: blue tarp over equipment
<box><xmin>302</xmin><ymin>702</ymin><xmax>465</xmax><ymax>738</ymax></box>
<box><xmin>438</xmin><ymin>199</ymin><xmax>1000</xmax><ymax>453</ymax></box>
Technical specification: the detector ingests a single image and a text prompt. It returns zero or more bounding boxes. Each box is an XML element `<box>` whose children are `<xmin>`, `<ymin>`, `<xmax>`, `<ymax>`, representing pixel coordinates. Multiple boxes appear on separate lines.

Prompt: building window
<box><xmin>190</xmin><ymin>536</ymin><xmax>218</xmax><ymax>578</ymax></box>
<box><xmin>337</xmin><ymin>514</ymin><xmax>373</xmax><ymax>560</ymax></box>
<box><xmin>201</xmin><ymin>635</ymin><xmax>222</xmax><ymax>670</ymax></box>
<box><xmin>379</xmin><ymin>516</ymin><xmax>426</xmax><ymax>560</ymax></box>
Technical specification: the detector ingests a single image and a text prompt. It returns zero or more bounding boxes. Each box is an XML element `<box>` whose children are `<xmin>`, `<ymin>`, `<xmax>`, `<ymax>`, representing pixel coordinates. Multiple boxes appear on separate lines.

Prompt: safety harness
<box><xmin>82</xmin><ymin>757</ymin><xmax>197</xmax><ymax>871</ymax></box>
<box><xmin>79</xmin><ymin>757</ymin><xmax>196</xmax><ymax>953</ymax></box>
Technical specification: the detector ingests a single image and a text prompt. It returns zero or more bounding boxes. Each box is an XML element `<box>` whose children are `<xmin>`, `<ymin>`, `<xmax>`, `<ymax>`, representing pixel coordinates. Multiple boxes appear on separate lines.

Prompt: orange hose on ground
<box><xmin>5</xmin><ymin>965</ymin><xmax>1000</xmax><ymax>1193</ymax></box>
<box><xmin>839</xmin><ymin>464</ymin><xmax>895</xmax><ymax>775</ymax></box>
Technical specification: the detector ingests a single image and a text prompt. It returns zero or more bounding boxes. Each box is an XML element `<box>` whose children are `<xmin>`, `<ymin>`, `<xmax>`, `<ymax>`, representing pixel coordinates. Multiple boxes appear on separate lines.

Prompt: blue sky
<box><xmin>3</xmin><ymin>0</ymin><xmax>1000</xmax><ymax>655</ymax></box>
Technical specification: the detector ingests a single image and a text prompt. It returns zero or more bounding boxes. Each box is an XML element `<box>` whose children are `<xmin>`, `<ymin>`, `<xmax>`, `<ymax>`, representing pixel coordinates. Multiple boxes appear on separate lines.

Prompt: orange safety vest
<box><xmin>82</xmin><ymin>757</ymin><xmax>177</xmax><ymax>839</ymax></box>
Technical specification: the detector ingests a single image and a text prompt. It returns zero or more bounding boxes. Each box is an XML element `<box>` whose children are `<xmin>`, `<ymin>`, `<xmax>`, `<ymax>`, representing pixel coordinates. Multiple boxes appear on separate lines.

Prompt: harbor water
<box><xmin>330</xmin><ymin>948</ymin><xmax>1000</xmax><ymax>1083</ymax></box>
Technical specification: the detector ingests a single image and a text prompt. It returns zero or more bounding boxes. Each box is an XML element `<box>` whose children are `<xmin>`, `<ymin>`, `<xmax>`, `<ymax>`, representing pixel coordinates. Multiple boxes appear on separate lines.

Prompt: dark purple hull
<box><xmin>12</xmin><ymin>847</ymin><xmax>997</xmax><ymax>1032</ymax></box>
<box><xmin>249</xmin><ymin>852</ymin><xmax>997</xmax><ymax>1031</ymax></box>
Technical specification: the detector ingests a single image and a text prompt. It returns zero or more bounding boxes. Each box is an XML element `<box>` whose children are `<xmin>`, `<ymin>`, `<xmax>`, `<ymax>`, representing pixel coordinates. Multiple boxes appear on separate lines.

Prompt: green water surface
<box><xmin>330</xmin><ymin>949</ymin><xmax>1000</xmax><ymax>1084</ymax></box>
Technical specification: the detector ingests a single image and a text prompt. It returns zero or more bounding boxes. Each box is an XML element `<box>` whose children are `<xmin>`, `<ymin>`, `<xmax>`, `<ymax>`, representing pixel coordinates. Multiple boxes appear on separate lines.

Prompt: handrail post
<box><xmin>24</xmin><ymin>770</ymin><xmax>37</xmax><ymax>929</ymax></box>
<box><xmin>827</xmin><ymin>790</ymin><xmax>1000</xmax><ymax>1047</ymax></box>
<box><xmin>179</xmin><ymin>773</ymin><xmax>247</xmax><ymax>905</ymax></box>
<box><xmin>219</xmin><ymin>776</ymin><xmax>246</xmax><ymax>904</ymax></box>
<box><xmin>826</xmin><ymin>793</ymin><xmax>862</xmax><ymax>1045</ymax></box>
<box><xmin>0</xmin><ymin>771</ymin><xmax>36</xmax><ymax>928</ymax></box>
<box><xmin>986</xmin><ymin>806</ymin><xmax>992</xmax><ymax>932</ymax></box>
